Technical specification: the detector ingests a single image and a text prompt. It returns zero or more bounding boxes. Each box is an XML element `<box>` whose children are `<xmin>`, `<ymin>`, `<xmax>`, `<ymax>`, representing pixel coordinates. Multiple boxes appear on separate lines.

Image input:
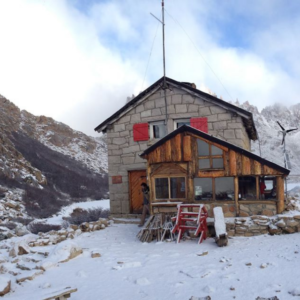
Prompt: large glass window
<box><xmin>197</xmin><ymin>139</ymin><xmax>224</xmax><ymax>170</ymax></box>
<box><xmin>194</xmin><ymin>177</ymin><xmax>234</xmax><ymax>201</ymax></box>
<box><xmin>238</xmin><ymin>176</ymin><xmax>256</xmax><ymax>200</ymax></box>
<box><xmin>194</xmin><ymin>178</ymin><xmax>213</xmax><ymax>200</ymax></box>
<box><xmin>215</xmin><ymin>177</ymin><xmax>234</xmax><ymax>200</ymax></box>
<box><xmin>154</xmin><ymin>177</ymin><xmax>186</xmax><ymax>200</ymax></box>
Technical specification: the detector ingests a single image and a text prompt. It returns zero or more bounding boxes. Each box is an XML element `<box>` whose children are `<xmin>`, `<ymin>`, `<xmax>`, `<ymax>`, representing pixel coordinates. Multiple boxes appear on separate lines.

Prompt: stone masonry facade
<box><xmin>106</xmin><ymin>87</ymin><xmax>252</xmax><ymax>215</ymax></box>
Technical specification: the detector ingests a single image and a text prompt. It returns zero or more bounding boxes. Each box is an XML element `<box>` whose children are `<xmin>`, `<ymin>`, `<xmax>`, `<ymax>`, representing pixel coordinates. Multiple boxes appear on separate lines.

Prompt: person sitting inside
<box><xmin>260</xmin><ymin>178</ymin><xmax>266</xmax><ymax>199</ymax></box>
<box><xmin>138</xmin><ymin>183</ymin><xmax>150</xmax><ymax>227</ymax></box>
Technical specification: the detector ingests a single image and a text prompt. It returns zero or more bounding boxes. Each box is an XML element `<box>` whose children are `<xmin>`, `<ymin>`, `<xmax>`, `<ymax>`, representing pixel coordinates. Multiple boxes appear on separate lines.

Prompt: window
<box><xmin>238</xmin><ymin>176</ymin><xmax>256</xmax><ymax>200</ymax></box>
<box><xmin>194</xmin><ymin>177</ymin><xmax>234</xmax><ymax>201</ymax></box>
<box><xmin>174</xmin><ymin>119</ymin><xmax>190</xmax><ymax>129</ymax></box>
<box><xmin>263</xmin><ymin>176</ymin><xmax>276</xmax><ymax>200</ymax></box>
<box><xmin>149</xmin><ymin>121</ymin><xmax>166</xmax><ymax>139</ymax></box>
<box><xmin>197</xmin><ymin>139</ymin><xmax>223</xmax><ymax>170</ymax></box>
<box><xmin>154</xmin><ymin>176</ymin><xmax>186</xmax><ymax>200</ymax></box>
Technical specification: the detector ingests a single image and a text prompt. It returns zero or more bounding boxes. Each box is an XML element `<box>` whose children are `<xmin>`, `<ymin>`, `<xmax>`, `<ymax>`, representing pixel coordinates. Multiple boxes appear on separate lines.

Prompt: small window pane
<box><xmin>155</xmin><ymin>178</ymin><xmax>169</xmax><ymax>199</ymax></box>
<box><xmin>177</xmin><ymin>121</ymin><xmax>190</xmax><ymax>128</ymax></box>
<box><xmin>194</xmin><ymin>178</ymin><xmax>213</xmax><ymax>200</ymax></box>
<box><xmin>211</xmin><ymin>145</ymin><xmax>222</xmax><ymax>155</ymax></box>
<box><xmin>170</xmin><ymin>177</ymin><xmax>186</xmax><ymax>199</ymax></box>
<box><xmin>215</xmin><ymin>177</ymin><xmax>234</xmax><ymax>200</ymax></box>
<box><xmin>153</xmin><ymin>124</ymin><xmax>166</xmax><ymax>138</ymax></box>
<box><xmin>197</xmin><ymin>139</ymin><xmax>209</xmax><ymax>156</ymax></box>
<box><xmin>199</xmin><ymin>159</ymin><xmax>210</xmax><ymax>169</ymax></box>
<box><xmin>212</xmin><ymin>158</ymin><xmax>224</xmax><ymax>168</ymax></box>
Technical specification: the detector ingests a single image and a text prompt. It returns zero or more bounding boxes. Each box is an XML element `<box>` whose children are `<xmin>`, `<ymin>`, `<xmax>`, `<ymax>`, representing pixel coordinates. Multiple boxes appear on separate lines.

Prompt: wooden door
<box><xmin>129</xmin><ymin>170</ymin><xmax>147</xmax><ymax>214</ymax></box>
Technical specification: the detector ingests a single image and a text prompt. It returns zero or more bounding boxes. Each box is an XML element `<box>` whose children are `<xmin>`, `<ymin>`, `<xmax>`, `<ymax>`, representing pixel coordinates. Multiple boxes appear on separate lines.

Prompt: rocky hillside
<box><xmin>0</xmin><ymin>94</ymin><xmax>108</xmax><ymax>219</ymax></box>
<box><xmin>233</xmin><ymin>100</ymin><xmax>300</xmax><ymax>179</ymax></box>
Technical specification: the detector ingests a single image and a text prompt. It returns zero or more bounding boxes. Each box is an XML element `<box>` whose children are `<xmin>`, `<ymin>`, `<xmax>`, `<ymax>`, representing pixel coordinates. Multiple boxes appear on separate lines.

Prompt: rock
<box><xmin>9</xmin><ymin>241</ymin><xmax>30</xmax><ymax>257</ymax></box>
<box><xmin>275</xmin><ymin>219</ymin><xmax>285</xmax><ymax>228</ymax></box>
<box><xmin>286</xmin><ymin>220</ymin><xmax>299</xmax><ymax>227</ymax></box>
<box><xmin>16</xmin><ymin>263</ymin><xmax>31</xmax><ymax>271</ymax></box>
<box><xmin>0</xmin><ymin>277</ymin><xmax>11</xmax><ymax>296</ymax></box>
<box><xmin>197</xmin><ymin>251</ymin><xmax>208</xmax><ymax>256</ymax></box>
<box><xmin>80</xmin><ymin>222</ymin><xmax>90</xmax><ymax>232</ymax></box>
<box><xmin>70</xmin><ymin>224</ymin><xmax>78</xmax><ymax>230</ymax></box>
<box><xmin>283</xmin><ymin>226</ymin><xmax>295</xmax><ymax>234</ymax></box>
<box><xmin>91</xmin><ymin>251</ymin><xmax>101</xmax><ymax>258</ymax></box>
<box><xmin>289</xmin><ymin>288</ymin><xmax>300</xmax><ymax>296</ymax></box>
<box><xmin>0</xmin><ymin>254</ymin><xmax>8</xmax><ymax>263</ymax></box>
<box><xmin>293</xmin><ymin>215</ymin><xmax>300</xmax><ymax>220</ymax></box>
<box><xmin>268</xmin><ymin>225</ymin><xmax>281</xmax><ymax>235</ymax></box>
<box><xmin>260</xmin><ymin>263</ymin><xmax>267</xmax><ymax>269</ymax></box>
<box><xmin>51</xmin><ymin>242</ymin><xmax>83</xmax><ymax>263</ymax></box>
<box><xmin>16</xmin><ymin>270</ymin><xmax>44</xmax><ymax>283</ymax></box>
<box><xmin>245</xmin><ymin>263</ymin><xmax>252</xmax><ymax>266</ymax></box>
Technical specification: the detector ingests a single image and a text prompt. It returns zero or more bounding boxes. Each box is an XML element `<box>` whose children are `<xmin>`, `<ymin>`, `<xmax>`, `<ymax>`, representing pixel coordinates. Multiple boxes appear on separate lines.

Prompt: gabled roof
<box><xmin>140</xmin><ymin>125</ymin><xmax>289</xmax><ymax>175</ymax></box>
<box><xmin>94</xmin><ymin>76</ymin><xmax>258</xmax><ymax>140</ymax></box>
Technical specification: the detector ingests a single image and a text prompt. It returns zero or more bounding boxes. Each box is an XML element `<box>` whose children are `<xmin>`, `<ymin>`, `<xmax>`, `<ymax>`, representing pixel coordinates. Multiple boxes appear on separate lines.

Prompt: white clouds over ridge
<box><xmin>0</xmin><ymin>0</ymin><xmax>299</xmax><ymax>135</ymax></box>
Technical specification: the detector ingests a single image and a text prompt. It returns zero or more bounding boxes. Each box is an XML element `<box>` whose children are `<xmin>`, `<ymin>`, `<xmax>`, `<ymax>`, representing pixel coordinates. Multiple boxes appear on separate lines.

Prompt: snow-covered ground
<box><xmin>2</xmin><ymin>217</ymin><xmax>300</xmax><ymax>299</ymax></box>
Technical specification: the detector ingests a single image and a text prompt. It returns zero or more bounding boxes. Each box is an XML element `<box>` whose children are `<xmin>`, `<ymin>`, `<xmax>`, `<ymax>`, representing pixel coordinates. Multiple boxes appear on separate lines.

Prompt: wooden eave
<box><xmin>94</xmin><ymin>76</ymin><xmax>258</xmax><ymax>140</ymax></box>
<box><xmin>140</xmin><ymin>125</ymin><xmax>290</xmax><ymax>176</ymax></box>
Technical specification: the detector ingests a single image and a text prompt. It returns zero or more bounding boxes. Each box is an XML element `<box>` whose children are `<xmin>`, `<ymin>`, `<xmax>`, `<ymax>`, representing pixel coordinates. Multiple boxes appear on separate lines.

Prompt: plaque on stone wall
<box><xmin>112</xmin><ymin>175</ymin><xmax>122</xmax><ymax>184</ymax></box>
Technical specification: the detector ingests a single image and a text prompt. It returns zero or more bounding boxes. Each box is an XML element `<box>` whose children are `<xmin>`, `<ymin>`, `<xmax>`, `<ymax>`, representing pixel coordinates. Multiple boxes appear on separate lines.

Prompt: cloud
<box><xmin>0</xmin><ymin>0</ymin><xmax>299</xmax><ymax>136</ymax></box>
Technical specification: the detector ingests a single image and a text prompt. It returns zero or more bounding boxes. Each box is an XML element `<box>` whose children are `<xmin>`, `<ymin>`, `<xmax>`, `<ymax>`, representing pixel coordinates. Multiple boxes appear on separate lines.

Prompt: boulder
<box><xmin>0</xmin><ymin>277</ymin><xmax>11</xmax><ymax>296</ymax></box>
<box><xmin>50</xmin><ymin>242</ymin><xmax>83</xmax><ymax>263</ymax></box>
<box><xmin>15</xmin><ymin>225</ymin><xmax>30</xmax><ymax>237</ymax></box>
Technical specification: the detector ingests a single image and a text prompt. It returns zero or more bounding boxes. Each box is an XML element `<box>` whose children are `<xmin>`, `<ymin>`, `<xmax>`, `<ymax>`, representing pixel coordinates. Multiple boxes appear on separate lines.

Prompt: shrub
<box><xmin>0</xmin><ymin>222</ymin><xmax>17</xmax><ymax>230</ymax></box>
<box><xmin>65</xmin><ymin>207</ymin><xmax>110</xmax><ymax>225</ymax></box>
<box><xmin>28</xmin><ymin>222</ymin><xmax>62</xmax><ymax>234</ymax></box>
<box><xmin>11</xmin><ymin>217</ymin><xmax>34</xmax><ymax>226</ymax></box>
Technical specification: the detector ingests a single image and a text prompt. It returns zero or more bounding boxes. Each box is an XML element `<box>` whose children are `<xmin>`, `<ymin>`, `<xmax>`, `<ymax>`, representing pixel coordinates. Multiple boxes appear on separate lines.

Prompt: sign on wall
<box><xmin>112</xmin><ymin>176</ymin><xmax>122</xmax><ymax>184</ymax></box>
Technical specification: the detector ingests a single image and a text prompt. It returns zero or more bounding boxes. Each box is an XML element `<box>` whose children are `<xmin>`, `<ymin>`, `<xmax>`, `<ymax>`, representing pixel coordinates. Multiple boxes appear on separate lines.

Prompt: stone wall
<box><xmin>225</xmin><ymin>214</ymin><xmax>300</xmax><ymax>237</ymax></box>
<box><xmin>107</xmin><ymin>87</ymin><xmax>251</xmax><ymax>215</ymax></box>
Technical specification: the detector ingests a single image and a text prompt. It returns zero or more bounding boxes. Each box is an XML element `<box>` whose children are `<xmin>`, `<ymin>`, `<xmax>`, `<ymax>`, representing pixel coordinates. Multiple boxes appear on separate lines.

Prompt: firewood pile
<box><xmin>137</xmin><ymin>214</ymin><xmax>174</xmax><ymax>243</ymax></box>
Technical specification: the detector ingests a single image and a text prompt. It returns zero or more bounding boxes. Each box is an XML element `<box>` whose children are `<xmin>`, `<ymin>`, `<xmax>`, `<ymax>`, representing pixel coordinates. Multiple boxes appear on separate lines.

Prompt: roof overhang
<box><xmin>140</xmin><ymin>125</ymin><xmax>289</xmax><ymax>175</ymax></box>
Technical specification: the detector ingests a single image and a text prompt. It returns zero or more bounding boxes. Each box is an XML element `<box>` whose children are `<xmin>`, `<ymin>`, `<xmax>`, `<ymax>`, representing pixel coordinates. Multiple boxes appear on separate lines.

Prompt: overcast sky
<box><xmin>0</xmin><ymin>0</ymin><xmax>299</xmax><ymax>136</ymax></box>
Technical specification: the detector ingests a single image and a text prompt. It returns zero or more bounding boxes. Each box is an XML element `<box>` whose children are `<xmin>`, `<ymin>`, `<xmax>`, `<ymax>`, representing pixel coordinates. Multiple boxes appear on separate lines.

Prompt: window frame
<box><xmin>198</xmin><ymin>139</ymin><xmax>224</xmax><ymax>170</ymax></box>
<box><xmin>154</xmin><ymin>175</ymin><xmax>187</xmax><ymax>201</ymax></box>
<box><xmin>149</xmin><ymin>120</ymin><xmax>167</xmax><ymax>139</ymax></box>
<box><xmin>194</xmin><ymin>177</ymin><xmax>235</xmax><ymax>201</ymax></box>
<box><xmin>174</xmin><ymin>118</ymin><xmax>190</xmax><ymax>130</ymax></box>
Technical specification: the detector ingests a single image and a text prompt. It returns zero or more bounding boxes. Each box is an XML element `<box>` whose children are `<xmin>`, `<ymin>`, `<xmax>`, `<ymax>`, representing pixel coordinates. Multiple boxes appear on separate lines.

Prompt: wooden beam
<box><xmin>183</xmin><ymin>135</ymin><xmax>192</xmax><ymax>161</ymax></box>
<box><xmin>234</xmin><ymin>176</ymin><xmax>239</xmax><ymax>216</ymax></box>
<box><xmin>242</xmin><ymin>155</ymin><xmax>251</xmax><ymax>175</ymax></box>
<box><xmin>277</xmin><ymin>176</ymin><xmax>285</xmax><ymax>213</ymax></box>
<box><xmin>256</xmin><ymin>176</ymin><xmax>260</xmax><ymax>200</ymax></box>
<box><xmin>165</xmin><ymin>140</ymin><xmax>172</xmax><ymax>162</ymax></box>
<box><xmin>229</xmin><ymin>150</ymin><xmax>237</xmax><ymax>176</ymax></box>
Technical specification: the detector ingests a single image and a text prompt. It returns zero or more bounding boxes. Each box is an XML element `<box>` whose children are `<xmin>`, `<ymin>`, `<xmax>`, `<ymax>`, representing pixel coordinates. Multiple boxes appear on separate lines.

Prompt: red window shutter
<box><xmin>133</xmin><ymin>123</ymin><xmax>149</xmax><ymax>141</ymax></box>
<box><xmin>190</xmin><ymin>117</ymin><xmax>208</xmax><ymax>133</ymax></box>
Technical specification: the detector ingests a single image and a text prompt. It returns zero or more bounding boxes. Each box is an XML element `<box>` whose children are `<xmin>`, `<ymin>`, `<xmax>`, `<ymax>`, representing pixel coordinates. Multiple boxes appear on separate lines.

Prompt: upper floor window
<box><xmin>174</xmin><ymin>119</ymin><xmax>190</xmax><ymax>129</ymax></box>
<box><xmin>197</xmin><ymin>139</ymin><xmax>224</xmax><ymax>170</ymax></box>
<box><xmin>150</xmin><ymin>121</ymin><xmax>166</xmax><ymax>139</ymax></box>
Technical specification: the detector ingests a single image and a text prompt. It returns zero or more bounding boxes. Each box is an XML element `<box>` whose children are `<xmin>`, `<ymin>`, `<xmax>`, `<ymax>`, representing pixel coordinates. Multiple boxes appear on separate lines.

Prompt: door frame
<box><xmin>128</xmin><ymin>169</ymin><xmax>147</xmax><ymax>214</ymax></box>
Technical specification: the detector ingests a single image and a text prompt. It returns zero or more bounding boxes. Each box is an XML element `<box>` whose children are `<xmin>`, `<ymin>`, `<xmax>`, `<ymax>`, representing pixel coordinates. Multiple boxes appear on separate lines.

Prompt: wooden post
<box><xmin>277</xmin><ymin>176</ymin><xmax>285</xmax><ymax>213</ymax></box>
<box><xmin>234</xmin><ymin>176</ymin><xmax>239</xmax><ymax>216</ymax></box>
<box><xmin>256</xmin><ymin>176</ymin><xmax>260</xmax><ymax>200</ymax></box>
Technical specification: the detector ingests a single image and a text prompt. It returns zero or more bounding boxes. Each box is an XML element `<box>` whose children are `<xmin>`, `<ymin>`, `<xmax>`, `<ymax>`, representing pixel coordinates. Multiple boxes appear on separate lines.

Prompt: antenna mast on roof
<box><xmin>150</xmin><ymin>0</ymin><xmax>169</xmax><ymax>133</ymax></box>
<box><xmin>162</xmin><ymin>0</ymin><xmax>167</xmax><ymax>89</ymax></box>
